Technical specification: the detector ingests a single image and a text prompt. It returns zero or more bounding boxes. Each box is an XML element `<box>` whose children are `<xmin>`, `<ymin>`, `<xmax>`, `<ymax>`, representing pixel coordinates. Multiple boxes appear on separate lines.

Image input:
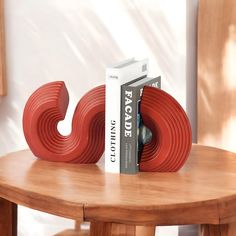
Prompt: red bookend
<box><xmin>23</xmin><ymin>81</ymin><xmax>105</xmax><ymax>163</ymax></box>
<box><xmin>23</xmin><ymin>82</ymin><xmax>191</xmax><ymax>172</ymax></box>
<box><xmin>140</xmin><ymin>86</ymin><xmax>192</xmax><ymax>172</ymax></box>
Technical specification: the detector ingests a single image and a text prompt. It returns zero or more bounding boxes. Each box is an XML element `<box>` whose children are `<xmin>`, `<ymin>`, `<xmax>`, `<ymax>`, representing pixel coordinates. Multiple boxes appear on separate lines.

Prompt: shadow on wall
<box><xmin>0</xmin><ymin>1</ymin><xmax>125</xmax><ymax>156</ymax></box>
<box><xmin>122</xmin><ymin>0</ymin><xmax>177</xmax><ymax>84</ymax></box>
<box><xmin>0</xmin><ymin>0</ymin><xmax>197</xmax><ymax>157</ymax></box>
<box><xmin>0</xmin><ymin>1</ymin><xmax>197</xmax><ymax>236</ymax></box>
<box><xmin>198</xmin><ymin>0</ymin><xmax>236</xmax><ymax>153</ymax></box>
<box><xmin>186</xmin><ymin>0</ymin><xmax>198</xmax><ymax>143</ymax></box>
<box><xmin>122</xmin><ymin>0</ymin><xmax>197</xmax><ymax>141</ymax></box>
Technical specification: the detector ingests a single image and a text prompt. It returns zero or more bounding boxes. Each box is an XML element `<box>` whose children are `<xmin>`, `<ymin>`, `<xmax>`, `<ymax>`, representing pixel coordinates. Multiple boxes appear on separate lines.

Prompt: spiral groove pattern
<box><xmin>23</xmin><ymin>82</ymin><xmax>191</xmax><ymax>171</ymax></box>
<box><xmin>23</xmin><ymin>81</ymin><xmax>105</xmax><ymax>163</ymax></box>
<box><xmin>140</xmin><ymin>86</ymin><xmax>192</xmax><ymax>172</ymax></box>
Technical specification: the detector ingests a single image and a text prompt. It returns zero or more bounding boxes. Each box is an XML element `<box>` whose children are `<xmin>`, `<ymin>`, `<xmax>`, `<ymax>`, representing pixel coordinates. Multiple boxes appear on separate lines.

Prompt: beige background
<box><xmin>198</xmin><ymin>0</ymin><xmax>236</xmax><ymax>153</ymax></box>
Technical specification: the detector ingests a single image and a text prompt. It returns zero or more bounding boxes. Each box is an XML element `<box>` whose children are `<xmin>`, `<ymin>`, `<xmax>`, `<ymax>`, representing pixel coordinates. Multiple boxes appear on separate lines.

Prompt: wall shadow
<box><xmin>0</xmin><ymin>1</ymin><xmax>125</xmax><ymax>156</ymax></box>
<box><xmin>197</xmin><ymin>0</ymin><xmax>236</xmax><ymax>153</ymax></box>
<box><xmin>122</xmin><ymin>0</ymin><xmax>197</xmax><ymax>142</ymax></box>
<box><xmin>186</xmin><ymin>0</ymin><xmax>198</xmax><ymax>142</ymax></box>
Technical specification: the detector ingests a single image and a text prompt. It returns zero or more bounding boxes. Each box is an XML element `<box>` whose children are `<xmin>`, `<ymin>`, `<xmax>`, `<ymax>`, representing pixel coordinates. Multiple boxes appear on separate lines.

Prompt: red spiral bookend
<box><xmin>140</xmin><ymin>86</ymin><xmax>192</xmax><ymax>172</ymax></box>
<box><xmin>23</xmin><ymin>81</ymin><xmax>105</xmax><ymax>163</ymax></box>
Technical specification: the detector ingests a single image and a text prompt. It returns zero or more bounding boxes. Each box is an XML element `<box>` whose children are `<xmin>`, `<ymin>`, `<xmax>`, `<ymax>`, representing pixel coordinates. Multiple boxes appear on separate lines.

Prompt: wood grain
<box><xmin>136</xmin><ymin>226</ymin><xmax>155</xmax><ymax>236</ymax></box>
<box><xmin>0</xmin><ymin>198</ymin><xmax>17</xmax><ymax>236</ymax></box>
<box><xmin>0</xmin><ymin>0</ymin><xmax>6</xmax><ymax>96</ymax></box>
<box><xmin>200</xmin><ymin>225</ymin><xmax>221</xmax><ymax>236</ymax></box>
<box><xmin>1</xmin><ymin>145</ymin><xmax>236</xmax><ymax>227</ymax></box>
<box><xmin>90</xmin><ymin>222</ymin><xmax>135</xmax><ymax>236</ymax></box>
<box><xmin>198</xmin><ymin>0</ymin><xmax>236</xmax><ymax>150</ymax></box>
<box><xmin>200</xmin><ymin>223</ymin><xmax>236</xmax><ymax>236</ymax></box>
<box><xmin>54</xmin><ymin>229</ymin><xmax>89</xmax><ymax>236</ymax></box>
<box><xmin>54</xmin><ymin>224</ymin><xmax>155</xmax><ymax>236</ymax></box>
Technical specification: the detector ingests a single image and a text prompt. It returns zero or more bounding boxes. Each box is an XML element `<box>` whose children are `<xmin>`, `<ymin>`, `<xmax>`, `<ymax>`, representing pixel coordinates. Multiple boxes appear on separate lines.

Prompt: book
<box><xmin>120</xmin><ymin>76</ymin><xmax>161</xmax><ymax>174</ymax></box>
<box><xmin>105</xmin><ymin>58</ymin><xmax>149</xmax><ymax>173</ymax></box>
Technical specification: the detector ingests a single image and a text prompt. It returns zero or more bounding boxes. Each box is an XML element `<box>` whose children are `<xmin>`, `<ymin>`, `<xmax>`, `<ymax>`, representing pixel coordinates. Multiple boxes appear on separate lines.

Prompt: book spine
<box><xmin>105</xmin><ymin>59</ymin><xmax>149</xmax><ymax>173</ymax></box>
<box><xmin>105</xmin><ymin>70</ymin><xmax>121</xmax><ymax>173</ymax></box>
<box><xmin>120</xmin><ymin>85</ymin><xmax>138</xmax><ymax>174</ymax></box>
<box><xmin>120</xmin><ymin>77</ymin><xmax>161</xmax><ymax>174</ymax></box>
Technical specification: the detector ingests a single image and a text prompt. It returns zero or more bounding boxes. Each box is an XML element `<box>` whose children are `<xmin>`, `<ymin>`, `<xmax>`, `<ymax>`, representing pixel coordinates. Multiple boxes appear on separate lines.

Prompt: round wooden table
<box><xmin>1</xmin><ymin>144</ymin><xmax>236</xmax><ymax>236</ymax></box>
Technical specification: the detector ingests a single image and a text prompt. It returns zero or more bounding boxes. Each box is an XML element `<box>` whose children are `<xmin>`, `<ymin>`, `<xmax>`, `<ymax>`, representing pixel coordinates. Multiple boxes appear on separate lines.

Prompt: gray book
<box><xmin>120</xmin><ymin>76</ymin><xmax>161</xmax><ymax>174</ymax></box>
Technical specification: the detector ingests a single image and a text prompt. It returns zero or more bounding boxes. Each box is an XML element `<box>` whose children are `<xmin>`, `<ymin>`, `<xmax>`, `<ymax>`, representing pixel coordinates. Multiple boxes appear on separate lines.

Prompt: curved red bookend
<box><xmin>140</xmin><ymin>86</ymin><xmax>192</xmax><ymax>172</ymax></box>
<box><xmin>23</xmin><ymin>81</ymin><xmax>105</xmax><ymax>163</ymax></box>
<box><xmin>23</xmin><ymin>82</ymin><xmax>191</xmax><ymax>171</ymax></box>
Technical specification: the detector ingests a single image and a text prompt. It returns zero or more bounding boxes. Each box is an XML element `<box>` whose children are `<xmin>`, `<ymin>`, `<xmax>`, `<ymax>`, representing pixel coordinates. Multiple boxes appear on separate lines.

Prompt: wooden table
<box><xmin>1</xmin><ymin>144</ymin><xmax>236</xmax><ymax>236</ymax></box>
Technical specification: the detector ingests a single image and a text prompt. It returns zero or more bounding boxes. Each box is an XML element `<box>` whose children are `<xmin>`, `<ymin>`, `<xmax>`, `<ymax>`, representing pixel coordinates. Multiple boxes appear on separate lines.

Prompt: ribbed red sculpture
<box><xmin>23</xmin><ymin>82</ymin><xmax>191</xmax><ymax>172</ymax></box>
<box><xmin>23</xmin><ymin>81</ymin><xmax>105</xmax><ymax>163</ymax></box>
<box><xmin>140</xmin><ymin>86</ymin><xmax>192</xmax><ymax>172</ymax></box>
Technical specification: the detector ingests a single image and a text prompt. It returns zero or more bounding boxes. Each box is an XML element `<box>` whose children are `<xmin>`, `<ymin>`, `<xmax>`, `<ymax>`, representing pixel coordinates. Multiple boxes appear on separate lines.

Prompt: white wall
<box><xmin>0</xmin><ymin>0</ymin><xmax>198</xmax><ymax>235</ymax></box>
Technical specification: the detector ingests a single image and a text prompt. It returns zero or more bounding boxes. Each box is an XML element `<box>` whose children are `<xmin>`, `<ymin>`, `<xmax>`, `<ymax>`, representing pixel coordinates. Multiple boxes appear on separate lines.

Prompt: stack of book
<box><xmin>105</xmin><ymin>58</ymin><xmax>161</xmax><ymax>174</ymax></box>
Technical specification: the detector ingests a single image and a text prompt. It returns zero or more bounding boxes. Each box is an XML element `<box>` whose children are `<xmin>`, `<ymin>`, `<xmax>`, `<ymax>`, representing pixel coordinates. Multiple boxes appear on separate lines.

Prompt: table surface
<box><xmin>0</xmin><ymin>144</ymin><xmax>236</xmax><ymax>226</ymax></box>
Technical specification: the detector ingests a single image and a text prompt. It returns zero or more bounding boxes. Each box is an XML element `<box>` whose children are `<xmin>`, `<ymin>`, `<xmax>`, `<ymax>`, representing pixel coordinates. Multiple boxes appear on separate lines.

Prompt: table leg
<box><xmin>136</xmin><ymin>226</ymin><xmax>155</xmax><ymax>236</ymax></box>
<box><xmin>90</xmin><ymin>222</ymin><xmax>155</xmax><ymax>236</ymax></box>
<box><xmin>200</xmin><ymin>223</ymin><xmax>236</xmax><ymax>236</ymax></box>
<box><xmin>0</xmin><ymin>198</ymin><xmax>17</xmax><ymax>236</ymax></box>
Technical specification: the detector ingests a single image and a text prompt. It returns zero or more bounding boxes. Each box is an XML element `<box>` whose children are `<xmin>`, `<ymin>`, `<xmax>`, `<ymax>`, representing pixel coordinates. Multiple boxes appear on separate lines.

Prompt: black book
<box><xmin>120</xmin><ymin>76</ymin><xmax>161</xmax><ymax>174</ymax></box>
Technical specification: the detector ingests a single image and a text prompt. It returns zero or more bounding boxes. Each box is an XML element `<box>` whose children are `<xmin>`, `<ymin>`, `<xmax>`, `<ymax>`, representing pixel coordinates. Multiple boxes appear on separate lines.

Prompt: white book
<box><xmin>105</xmin><ymin>58</ymin><xmax>149</xmax><ymax>173</ymax></box>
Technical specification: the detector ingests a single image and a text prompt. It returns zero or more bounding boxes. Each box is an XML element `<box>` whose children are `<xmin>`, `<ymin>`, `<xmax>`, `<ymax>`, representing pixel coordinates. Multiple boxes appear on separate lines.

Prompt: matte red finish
<box><xmin>140</xmin><ymin>86</ymin><xmax>192</xmax><ymax>172</ymax></box>
<box><xmin>23</xmin><ymin>81</ymin><xmax>105</xmax><ymax>163</ymax></box>
<box><xmin>23</xmin><ymin>82</ymin><xmax>191</xmax><ymax>171</ymax></box>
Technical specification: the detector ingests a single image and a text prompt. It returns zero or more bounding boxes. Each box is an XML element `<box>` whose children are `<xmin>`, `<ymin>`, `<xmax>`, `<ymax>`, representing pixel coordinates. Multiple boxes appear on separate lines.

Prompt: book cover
<box><xmin>105</xmin><ymin>58</ymin><xmax>149</xmax><ymax>173</ymax></box>
<box><xmin>120</xmin><ymin>76</ymin><xmax>161</xmax><ymax>174</ymax></box>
